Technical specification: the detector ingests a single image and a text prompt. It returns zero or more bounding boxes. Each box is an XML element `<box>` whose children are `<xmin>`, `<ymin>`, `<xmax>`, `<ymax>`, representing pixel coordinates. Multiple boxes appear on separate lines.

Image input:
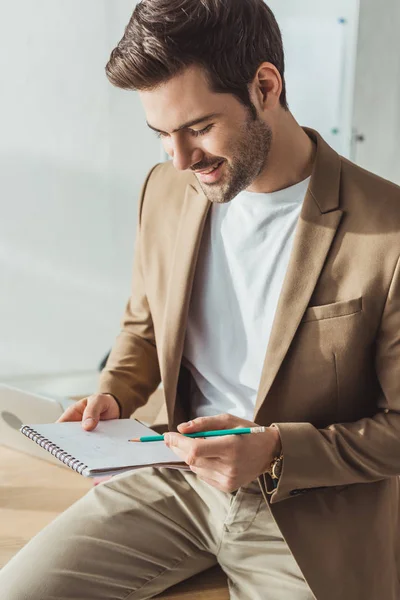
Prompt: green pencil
<box><xmin>128</xmin><ymin>426</ymin><xmax>266</xmax><ymax>442</ymax></box>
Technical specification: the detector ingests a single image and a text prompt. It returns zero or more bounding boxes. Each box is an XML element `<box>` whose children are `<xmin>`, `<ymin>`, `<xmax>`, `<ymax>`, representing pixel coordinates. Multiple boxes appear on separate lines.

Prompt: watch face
<box><xmin>272</xmin><ymin>457</ymin><xmax>283</xmax><ymax>479</ymax></box>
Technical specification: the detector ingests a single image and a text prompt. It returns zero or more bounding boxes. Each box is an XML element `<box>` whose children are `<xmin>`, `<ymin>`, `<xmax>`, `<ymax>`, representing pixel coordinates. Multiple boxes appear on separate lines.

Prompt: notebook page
<box><xmin>22</xmin><ymin>419</ymin><xmax>184</xmax><ymax>473</ymax></box>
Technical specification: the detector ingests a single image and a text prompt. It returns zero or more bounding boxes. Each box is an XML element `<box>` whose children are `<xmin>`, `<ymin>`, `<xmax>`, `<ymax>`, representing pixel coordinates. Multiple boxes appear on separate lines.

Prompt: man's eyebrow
<box><xmin>146</xmin><ymin>113</ymin><xmax>221</xmax><ymax>134</ymax></box>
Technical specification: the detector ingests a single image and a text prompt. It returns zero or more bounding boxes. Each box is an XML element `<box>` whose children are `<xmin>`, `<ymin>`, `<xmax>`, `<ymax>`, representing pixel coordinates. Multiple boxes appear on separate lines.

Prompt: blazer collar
<box><xmin>253</xmin><ymin>127</ymin><xmax>343</xmax><ymax>419</ymax></box>
<box><xmin>160</xmin><ymin>183</ymin><xmax>210</xmax><ymax>425</ymax></box>
<box><xmin>304</xmin><ymin>127</ymin><xmax>341</xmax><ymax>213</ymax></box>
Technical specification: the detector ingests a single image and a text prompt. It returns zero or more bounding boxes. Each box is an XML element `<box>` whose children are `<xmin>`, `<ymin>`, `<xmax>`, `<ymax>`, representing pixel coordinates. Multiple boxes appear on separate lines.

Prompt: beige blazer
<box><xmin>99</xmin><ymin>129</ymin><xmax>400</xmax><ymax>600</ymax></box>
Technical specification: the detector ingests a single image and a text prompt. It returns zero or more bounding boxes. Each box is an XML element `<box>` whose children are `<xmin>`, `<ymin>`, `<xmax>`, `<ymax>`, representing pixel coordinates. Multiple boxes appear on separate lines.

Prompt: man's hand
<box><xmin>164</xmin><ymin>413</ymin><xmax>282</xmax><ymax>493</ymax></box>
<box><xmin>56</xmin><ymin>394</ymin><xmax>120</xmax><ymax>430</ymax></box>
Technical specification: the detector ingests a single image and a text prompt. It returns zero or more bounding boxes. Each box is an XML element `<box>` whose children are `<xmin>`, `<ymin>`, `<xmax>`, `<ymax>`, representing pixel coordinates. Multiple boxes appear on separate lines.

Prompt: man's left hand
<box><xmin>164</xmin><ymin>413</ymin><xmax>282</xmax><ymax>493</ymax></box>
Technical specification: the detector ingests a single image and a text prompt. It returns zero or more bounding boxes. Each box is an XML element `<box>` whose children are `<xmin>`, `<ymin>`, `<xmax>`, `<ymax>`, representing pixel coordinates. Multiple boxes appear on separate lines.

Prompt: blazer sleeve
<box><xmin>97</xmin><ymin>164</ymin><xmax>162</xmax><ymax>419</ymax></box>
<box><xmin>270</xmin><ymin>254</ymin><xmax>400</xmax><ymax>503</ymax></box>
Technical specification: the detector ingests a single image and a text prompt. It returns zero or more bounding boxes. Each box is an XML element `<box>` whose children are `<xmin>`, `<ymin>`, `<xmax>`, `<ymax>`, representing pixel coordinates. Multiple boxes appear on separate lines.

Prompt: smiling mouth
<box><xmin>195</xmin><ymin>160</ymin><xmax>224</xmax><ymax>175</ymax></box>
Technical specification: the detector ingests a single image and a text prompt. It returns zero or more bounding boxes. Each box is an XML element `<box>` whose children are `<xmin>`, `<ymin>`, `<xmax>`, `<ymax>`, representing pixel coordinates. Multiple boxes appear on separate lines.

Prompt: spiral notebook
<box><xmin>19</xmin><ymin>419</ymin><xmax>188</xmax><ymax>477</ymax></box>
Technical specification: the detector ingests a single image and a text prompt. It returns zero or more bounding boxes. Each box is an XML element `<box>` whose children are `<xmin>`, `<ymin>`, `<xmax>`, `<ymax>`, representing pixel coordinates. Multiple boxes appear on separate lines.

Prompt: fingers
<box><xmin>177</xmin><ymin>413</ymin><xmax>255</xmax><ymax>434</ymax></box>
<box><xmin>170</xmin><ymin>439</ymin><xmax>242</xmax><ymax>493</ymax></box>
<box><xmin>81</xmin><ymin>395</ymin><xmax>107</xmax><ymax>430</ymax></box>
<box><xmin>165</xmin><ymin>427</ymin><xmax>244</xmax><ymax>493</ymax></box>
<box><xmin>56</xmin><ymin>399</ymin><xmax>87</xmax><ymax>423</ymax></box>
<box><xmin>190</xmin><ymin>471</ymin><xmax>222</xmax><ymax>489</ymax></box>
<box><xmin>177</xmin><ymin>414</ymin><xmax>234</xmax><ymax>433</ymax></box>
<box><xmin>165</xmin><ymin>433</ymin><xmax>223</xmax><ymax>461</ymax></box>
<box><xmin>55</xmin><ymin>394</ymin><xmax>119</xmax><ymax>430</ymax></box>
<box><xmin>189</xmin><ymin>467</ymin><xmax>237</xmax><ymax>494</ymax></box>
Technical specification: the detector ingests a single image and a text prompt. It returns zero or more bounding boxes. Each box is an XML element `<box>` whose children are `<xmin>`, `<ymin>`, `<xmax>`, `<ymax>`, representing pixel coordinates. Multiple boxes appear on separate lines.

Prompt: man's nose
<box><xmin>167</xmin><ymin>138</ymin><xmax>201</xmax><ymax>171</ymax></box>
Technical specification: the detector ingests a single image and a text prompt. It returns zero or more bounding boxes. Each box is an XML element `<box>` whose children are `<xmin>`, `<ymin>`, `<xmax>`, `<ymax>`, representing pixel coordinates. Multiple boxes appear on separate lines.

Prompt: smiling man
<box><xmin>2</xmin><ymin>1</ymin><xmax>400</xmax><ymax>599</ymax></box>
<box><xmin>142</xmin><ymin>66</ymin><xmax>277</xmax><ymax>204</ymax></box>
<box><xmin>141</xmin><ymin>62</ymin><xmax>312</xmax><ymax>203</ymax></box>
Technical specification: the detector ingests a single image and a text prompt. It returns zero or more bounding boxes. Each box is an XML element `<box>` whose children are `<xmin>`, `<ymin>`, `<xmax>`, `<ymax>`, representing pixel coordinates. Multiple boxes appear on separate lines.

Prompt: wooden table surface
<box><xmin>0</xmin><ymin>445</ymin><xmax>228</xmax><ymax>599</ymax></box>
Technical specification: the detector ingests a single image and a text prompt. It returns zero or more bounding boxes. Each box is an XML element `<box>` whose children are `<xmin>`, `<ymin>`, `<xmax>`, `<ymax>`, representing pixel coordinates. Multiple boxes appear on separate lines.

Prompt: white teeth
<box><xmin>202</xmin><ymin>162</ymin><xmax>221</xmax><ymax>175</ymax></box>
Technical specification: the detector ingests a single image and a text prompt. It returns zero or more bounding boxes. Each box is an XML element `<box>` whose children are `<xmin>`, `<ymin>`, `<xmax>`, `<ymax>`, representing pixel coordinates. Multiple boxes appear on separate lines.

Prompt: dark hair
<box><xmin>106</xmin><ymin>0</ymin><xmax>288</xmax><ymax>114</ymax></box>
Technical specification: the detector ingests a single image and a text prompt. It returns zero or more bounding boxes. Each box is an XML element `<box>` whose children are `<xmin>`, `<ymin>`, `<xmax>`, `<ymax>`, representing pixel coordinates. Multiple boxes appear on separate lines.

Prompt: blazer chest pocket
<box><xmin>301</xmin><ymin>296</ymin><xmax>363</xmax><ymax>323</ymax></box>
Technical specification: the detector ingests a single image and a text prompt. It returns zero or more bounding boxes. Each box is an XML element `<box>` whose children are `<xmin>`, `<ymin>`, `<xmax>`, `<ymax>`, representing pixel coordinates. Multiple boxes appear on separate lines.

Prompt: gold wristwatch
<box><xmin>268</xmin><ymin>452</ymin><xmax>284</xmax><ymax>490</ymax></box>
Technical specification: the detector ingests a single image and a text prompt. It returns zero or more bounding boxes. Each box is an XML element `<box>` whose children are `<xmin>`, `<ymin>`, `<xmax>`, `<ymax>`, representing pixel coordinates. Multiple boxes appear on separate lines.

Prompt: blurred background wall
<box><xmin>352</xmin><ymin>0</ymin><xmax>400</xmax><ymax>183</ymax></box>
<box><xmin>0</xmin><ymin>0</ymin><xmax>399</xmax><ymax>397</ymax></box>
<box><xmin>0</xmin><ymin>1</ymin><xmax>161</xmax><ymax>393</ymax></box>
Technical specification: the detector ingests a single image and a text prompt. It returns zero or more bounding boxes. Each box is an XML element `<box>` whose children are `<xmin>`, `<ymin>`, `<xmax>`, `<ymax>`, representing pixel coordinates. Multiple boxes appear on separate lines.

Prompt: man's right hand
<box><xmin>56</xmin><ymin>393</ymin><xmax>120</xmax><ymax>430</ymax></box>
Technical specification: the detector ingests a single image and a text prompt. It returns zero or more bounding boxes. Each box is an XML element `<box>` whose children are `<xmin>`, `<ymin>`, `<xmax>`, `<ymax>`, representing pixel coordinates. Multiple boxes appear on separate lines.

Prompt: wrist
<box><xmin>264</xmin><ymin>426</ymin><xmax>283</xmax><ymax>491</ymax></box>
<box><xmin>269</xmin><ymin>425</ymin><xmax>282</xmax><ymax>457</ymax></box>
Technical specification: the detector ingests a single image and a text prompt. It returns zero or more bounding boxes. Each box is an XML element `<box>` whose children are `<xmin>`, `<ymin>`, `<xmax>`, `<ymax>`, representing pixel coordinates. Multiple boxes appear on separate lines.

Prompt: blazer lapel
<box><xmin>254</xmin><ymin>130</ymin><xmax>344</xmax><ymax>420</ymax></box>
<box><xmin>160</xmin><ymin>182</ymin><xmax>210</xmax><ymax>423</ymax></box>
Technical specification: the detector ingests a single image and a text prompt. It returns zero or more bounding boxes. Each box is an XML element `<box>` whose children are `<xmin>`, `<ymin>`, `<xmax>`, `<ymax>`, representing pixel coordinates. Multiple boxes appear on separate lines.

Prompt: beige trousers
<box><xmin>0</xmin><ymin>466</ymin><xmax>315</xmax><ymax>599</ymax></box>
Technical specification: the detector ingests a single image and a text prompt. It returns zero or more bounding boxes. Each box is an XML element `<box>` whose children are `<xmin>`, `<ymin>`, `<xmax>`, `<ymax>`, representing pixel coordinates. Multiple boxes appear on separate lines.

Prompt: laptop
<box><xmin>0</xmin><ymin>383</ymin><xmax>73</xmax><ymax>467</ymax></box>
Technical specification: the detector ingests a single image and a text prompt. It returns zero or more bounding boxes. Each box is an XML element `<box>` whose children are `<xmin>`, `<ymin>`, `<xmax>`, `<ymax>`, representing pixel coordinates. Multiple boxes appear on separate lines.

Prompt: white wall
<box><xmin>270</xmin><ymin>0</ymin><xmax>400</xmax><ymax>185</ymax></box>
<box><xmin>268</xmin><ymin>0</ymin><xmax>360</xmax><ymax>158</ymax></box>
<box><xmin>0</xmin><ymin>0</ymin><xmax>160</xmax><ymax>379</ymax></box>
<box><xmin>352</xmin><ymin>0</ymin><xmax>400</xmax><ymax>185</ymax></box>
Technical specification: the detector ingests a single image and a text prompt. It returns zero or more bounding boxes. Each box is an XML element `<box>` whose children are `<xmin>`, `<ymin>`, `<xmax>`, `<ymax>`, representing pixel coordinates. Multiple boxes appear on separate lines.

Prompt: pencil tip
<box><xmin>129</xmin><ymin>438</ymin><xmax>140</xmax><ymax>442</ymax></box>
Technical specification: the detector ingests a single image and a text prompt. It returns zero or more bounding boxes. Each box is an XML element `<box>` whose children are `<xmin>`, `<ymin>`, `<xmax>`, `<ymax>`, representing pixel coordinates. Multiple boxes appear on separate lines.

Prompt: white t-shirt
<box><xmin>182</xmin><ymin>176</ymin><xmax>310</xmax><ymax>421</ymax></box>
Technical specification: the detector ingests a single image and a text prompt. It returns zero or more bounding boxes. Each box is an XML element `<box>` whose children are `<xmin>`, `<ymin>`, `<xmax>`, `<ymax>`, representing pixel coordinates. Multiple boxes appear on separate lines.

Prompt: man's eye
<box><xmin>189</xmin><ymin>124</ymin><xmax>214</xmax><ymax>137</ymax></box>
<box><xmin>154</xmin><ymin>124</ymin><xmax>214</xmax><ymax>139</ymax></box>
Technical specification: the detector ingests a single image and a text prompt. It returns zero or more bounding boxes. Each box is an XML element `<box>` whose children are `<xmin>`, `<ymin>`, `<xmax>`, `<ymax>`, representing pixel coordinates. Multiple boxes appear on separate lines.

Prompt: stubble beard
<box><xmin>197</xmin><ymin>116</ymin><xmax>273</xmax><ymax>204</ymax></box>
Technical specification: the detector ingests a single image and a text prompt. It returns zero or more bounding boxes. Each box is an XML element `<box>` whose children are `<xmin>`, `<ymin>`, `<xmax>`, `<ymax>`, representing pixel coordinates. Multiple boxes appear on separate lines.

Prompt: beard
<box><xmin>193</xmin><ymin>113</ymin><xmax>273</xmax><ymax>204</ymax></box>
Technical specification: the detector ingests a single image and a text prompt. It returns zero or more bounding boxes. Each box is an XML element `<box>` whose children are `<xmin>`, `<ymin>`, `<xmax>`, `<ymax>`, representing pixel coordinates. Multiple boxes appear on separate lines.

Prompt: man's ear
<box><xmin>252</xmin><ymin>62</ymin><xmax>282</xmax><ymax>110</ymax></box>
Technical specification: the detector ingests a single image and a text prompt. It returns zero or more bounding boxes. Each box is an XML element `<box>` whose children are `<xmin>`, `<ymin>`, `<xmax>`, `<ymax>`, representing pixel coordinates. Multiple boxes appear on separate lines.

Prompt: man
<box><xmin>2</xmin><ymin>1</ymin><xmax>400</xmax><ymax>598</ymax></box>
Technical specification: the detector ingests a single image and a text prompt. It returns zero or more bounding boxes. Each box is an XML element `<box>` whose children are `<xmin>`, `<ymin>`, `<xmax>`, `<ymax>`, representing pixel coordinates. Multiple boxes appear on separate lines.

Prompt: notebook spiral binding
<box><xmin>20</xmin><ymin>425</ymin><xmax>89</xmax><ymax>475</ymax></box>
